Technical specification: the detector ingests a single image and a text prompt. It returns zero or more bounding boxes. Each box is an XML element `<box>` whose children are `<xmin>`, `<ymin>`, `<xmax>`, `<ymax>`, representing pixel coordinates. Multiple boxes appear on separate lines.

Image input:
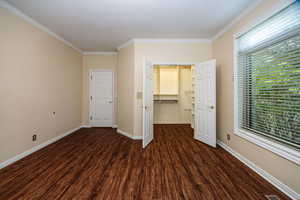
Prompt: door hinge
<box><xmin>90</xmin><ymin>116</ymin><xmax>93</xmax><ymax>120</ymax></box>
<box><xmin>90</xmin><ymin>96</ymin><xmax>93</xmax><ymax>101</ymax></box>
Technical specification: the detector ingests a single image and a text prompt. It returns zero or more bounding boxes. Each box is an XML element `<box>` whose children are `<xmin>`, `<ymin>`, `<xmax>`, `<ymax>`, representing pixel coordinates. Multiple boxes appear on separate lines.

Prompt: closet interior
<box><xmin>153</xmin><ymin>65</ymin><xmax>195</xmax><ymax>128</ymax></box>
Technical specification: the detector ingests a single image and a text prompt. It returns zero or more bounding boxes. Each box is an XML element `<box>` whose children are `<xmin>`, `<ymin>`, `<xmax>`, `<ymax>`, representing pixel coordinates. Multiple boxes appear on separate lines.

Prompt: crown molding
<box><xmin>212</xmin><ymin>0</ymin><xmax>263</xmax><ymax>41</ymax></box>
<box><xmin>83</xmin><ymin>51</ymin><xmax>118</xmax><ymax>55</ymax></box>
<box><xmin>134</xmin><ymin>38</ymin><xmax>212</xmax><ymax>43</ymax></box>
<box><xmin>117</xmin><ymin>38</ymin><xmax>212</xmax><ymax>51</ymax></box>
<box><xmin>0</xmin><ymin>0</ymin><xmax>83</xmax><ymax>53</ymax></box>
<box><xmin>212</xmin><ymin>0</ymin><xmax>296</xmax><ymax>41</ymax></box>
<box><xmin>117</xmin><ymin>39</ymin><xmax>135</xmax><ymax>51</ymax></box>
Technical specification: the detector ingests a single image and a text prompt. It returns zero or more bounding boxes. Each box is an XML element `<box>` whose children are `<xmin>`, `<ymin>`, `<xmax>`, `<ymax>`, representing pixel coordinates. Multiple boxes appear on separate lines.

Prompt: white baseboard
<box><xmin>0</xmin><ymin>126</ymin><xmax>82</xmax><ymax>170</ymax></box>
<box><xmin>217</xmin><ymin>140</ymin><xmax>299</xmax><ymax>200</ymax></box>
<box><xmin>81</xmin><ymin>125</ymin><xmax>118</xmax><ymax>128</ymax></box>
<box><xmin>117</xmin><ymin>129</ymin><xmax>142</xmax><ymax>140</ymax></box>
<box><xmin>81</xmin><ymin>125</ymin><xmax>91</xmax><ymax>128</ymax></box>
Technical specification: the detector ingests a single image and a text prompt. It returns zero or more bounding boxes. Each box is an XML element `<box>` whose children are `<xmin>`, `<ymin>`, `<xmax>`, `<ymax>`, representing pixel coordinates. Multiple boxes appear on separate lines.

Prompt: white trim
<box><xmin>81</xmin><ymin>125</ymin><xmax>92</xmax><ymax>128</ymax></box>
<box><xmin>134</xmin><ymin>38</ymin><xmax>212</xmax><ymax>43</ymax></box>
<box><xmin>213</xmin><ymin>0</ymin><xmax>295</xmax><ymax>41</ymax></box>
<box><xmin>0</xmin><ymin>0</ymin><xmax>82</xmax><ymax>53</ymax></box>
<box><xmin>89</xmin><ymin>69</ymin><xmax>115</xmax><ymax>128</ymax></box>
<box><xmin>235</xmin><ymin>129</ymin><xmax>300</xmax><ymax>165</ymax></box>
<box><xmin>117</xmin><ymin>129</ymin><xmax>142</xmax><ymax>140</ymax></box>
<box><xmin>217</xmin><ymin>140</ymin><xmax>299</xmax><ymax>200</ymax></box>
<box><xmin>117</xmin><ymin>39</ymin><xmax>212</xmax><ymax>51</ymax></box>
<box><xmin>117</xmin><ymin>39</ymin><xmax>135</xmax><ymax>51</ymax></box>
<box><xmin>0</xmin><ymin>126</ymin><xmax>82</xmax><ymax>169</ymax></box>
<box><xmin>83</xmin><ymin>52</ymin><xmax>118</xmax><ymax>55</ymax></box>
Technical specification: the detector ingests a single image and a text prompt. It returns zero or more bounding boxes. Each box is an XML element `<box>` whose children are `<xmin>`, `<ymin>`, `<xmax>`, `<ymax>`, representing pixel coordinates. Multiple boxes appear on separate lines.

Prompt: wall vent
<box><xmin>265</xmin><ymin>195</ymin><xmax>280</xmax><ymax>200</ymax></box>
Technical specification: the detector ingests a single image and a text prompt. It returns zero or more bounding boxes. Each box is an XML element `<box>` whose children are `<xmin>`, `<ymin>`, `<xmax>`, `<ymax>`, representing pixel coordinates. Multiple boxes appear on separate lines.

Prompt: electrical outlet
<box><xmin>32</xmin><ymin>134</ymin><xmax>37</xmax><ymax>141</ymax></box>
<box><xmin>227</xmin><ymin>134</ymin><xmax>231</xmax><ymax>141</ymax></box>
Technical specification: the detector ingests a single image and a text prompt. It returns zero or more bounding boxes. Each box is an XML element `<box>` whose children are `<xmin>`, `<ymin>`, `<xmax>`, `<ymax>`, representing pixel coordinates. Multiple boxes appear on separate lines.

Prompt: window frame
<box><xmin>233</xmin><ymin>0</ymin><xmax>300</xmax><ymax>165</ymax></box>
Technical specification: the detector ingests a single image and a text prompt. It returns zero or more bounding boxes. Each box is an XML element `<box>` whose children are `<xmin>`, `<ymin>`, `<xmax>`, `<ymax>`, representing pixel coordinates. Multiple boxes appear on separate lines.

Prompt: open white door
<box><xmin>194</xmin><ymin>60</ymin><xmax>216</xmax><ymax>147</ymax></box>
<box><xmin>143</xmin><ymin>59</ymin><xmax>154</xmax><ymax>148</ymax></box>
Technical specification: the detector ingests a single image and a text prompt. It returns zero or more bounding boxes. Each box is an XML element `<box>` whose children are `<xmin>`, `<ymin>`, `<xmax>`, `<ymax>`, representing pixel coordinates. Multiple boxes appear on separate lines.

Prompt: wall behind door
<box><xmin>82</xmin><ymin>54</ymin><xmax>118</xmax><ymax>126</ymax></box>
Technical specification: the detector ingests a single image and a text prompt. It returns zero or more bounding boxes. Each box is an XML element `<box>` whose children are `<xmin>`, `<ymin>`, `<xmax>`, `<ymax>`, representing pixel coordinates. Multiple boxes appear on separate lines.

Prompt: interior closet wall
<box><xmin>154</xmin><ymin>66</ymin><xmax>192</xmax><ymax>124</ymax></box>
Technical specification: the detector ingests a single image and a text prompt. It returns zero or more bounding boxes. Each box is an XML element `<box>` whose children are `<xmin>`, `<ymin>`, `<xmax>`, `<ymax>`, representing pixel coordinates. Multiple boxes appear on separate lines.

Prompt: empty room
<box><xmin>0</xmin><ymin>0</ymin><xmax>299</xmax><ymax>199</ymax></box>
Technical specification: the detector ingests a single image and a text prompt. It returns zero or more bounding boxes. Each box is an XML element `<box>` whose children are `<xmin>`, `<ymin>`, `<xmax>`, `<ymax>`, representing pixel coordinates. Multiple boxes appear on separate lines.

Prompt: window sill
<box><xmin>234</xmin><ymin>128</ymin><xmax>300</xmax><ymax>165</ymax></box>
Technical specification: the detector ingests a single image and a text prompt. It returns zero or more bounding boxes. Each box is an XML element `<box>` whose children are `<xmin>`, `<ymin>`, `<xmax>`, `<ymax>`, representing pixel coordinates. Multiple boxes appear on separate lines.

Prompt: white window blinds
<box><xmin>237</xmin><ymin>2</ymin><xmax>300</xmax><ymax>149</ymax></box>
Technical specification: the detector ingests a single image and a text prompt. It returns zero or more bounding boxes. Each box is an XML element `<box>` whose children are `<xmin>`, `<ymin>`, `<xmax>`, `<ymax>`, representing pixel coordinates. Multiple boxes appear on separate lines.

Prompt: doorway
<box><xmin>153</xmin><ymin>65</ymin><xmax>194</xmax><ymax>126</ymax></box>
<box><xmin>142</xmin><ymin>60</ymin><xmax>216</xmax><ymax>148</ymax></box>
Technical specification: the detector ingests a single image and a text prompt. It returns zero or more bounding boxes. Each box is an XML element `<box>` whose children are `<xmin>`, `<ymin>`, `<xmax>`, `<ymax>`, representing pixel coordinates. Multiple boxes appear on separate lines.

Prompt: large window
<box><xmin>235</xmin><ymin>1</ymin><xmax>300</xmax><ymax>163</ymax></box>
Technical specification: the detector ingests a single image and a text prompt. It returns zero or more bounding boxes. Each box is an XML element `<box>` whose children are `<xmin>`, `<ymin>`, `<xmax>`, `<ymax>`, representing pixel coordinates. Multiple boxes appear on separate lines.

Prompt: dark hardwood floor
<box><xmin>0</xmin><ymin>125</ymin><xmax>291</xmax><ymax>200</ymax></box>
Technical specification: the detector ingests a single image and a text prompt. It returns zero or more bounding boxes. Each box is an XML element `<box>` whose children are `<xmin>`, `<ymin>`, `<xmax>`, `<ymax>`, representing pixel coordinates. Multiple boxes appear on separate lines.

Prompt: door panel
<box><xmin>143</xmin><ymin>60</ymin><xmax>154</xmax><ymax>148</ymax></box>
<box><xmin>194</xmin><ymin>60</ymin><xmax>216</xmax><ymax>147</ymax></box>
<box><xmin>90</xmin><ymin>71</ymin><xmax>113</xmax><ymax>127</ymax></box>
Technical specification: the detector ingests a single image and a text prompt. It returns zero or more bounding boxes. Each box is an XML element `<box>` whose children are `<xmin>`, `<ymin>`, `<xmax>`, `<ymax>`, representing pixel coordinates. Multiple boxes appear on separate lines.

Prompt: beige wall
<box><xmin>117</xmin><ymin>44</ymin><xmax>135</xmax><ymax>135</ymax></box>
<box><xmin>212</xmin><ymin>0</ymin><xmax>300</xmax><ymax>193</ymax></box>
<box><xmin>82</xmin><ymin>54</ymin><xmax>118</xmax><ymax>126</ymax></box>
<box><xmin>0</xmin><ymin>8</ymin><xmax>82</xmax><ymax>163</ymax></box>
<box><xmin>134</xmin><ymin>42</ymin><xmax>212</xmax><ymax>136</ymax></box>
<box><xmin>154</xmin><ymin>66</ymin><xmax>192</xmax><ymax>124</ymax></box>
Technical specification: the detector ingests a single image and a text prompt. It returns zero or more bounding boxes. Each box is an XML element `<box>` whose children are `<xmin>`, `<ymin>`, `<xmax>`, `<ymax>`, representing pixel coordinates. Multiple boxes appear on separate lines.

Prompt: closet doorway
<box><xmin>142</xmin><ymin>61</ymin><xmax>216</xmax><ymax>148</ymax></box>
<box><xmin>153</xmin><ymin>65</ymin><xmax>194</xmax><ymax>126</ymax></box>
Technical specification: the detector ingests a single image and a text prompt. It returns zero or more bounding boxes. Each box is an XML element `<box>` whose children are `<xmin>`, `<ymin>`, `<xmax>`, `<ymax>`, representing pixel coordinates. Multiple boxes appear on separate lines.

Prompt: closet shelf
<box><xmin>154</xmin><ymin>94</ymin><xmax>178</xmax><ymax>96</ymax></box>
<box><xmin>154</xmin><ymin>99</ymin><xmax>178</xmax><ymax>104</ymax></box>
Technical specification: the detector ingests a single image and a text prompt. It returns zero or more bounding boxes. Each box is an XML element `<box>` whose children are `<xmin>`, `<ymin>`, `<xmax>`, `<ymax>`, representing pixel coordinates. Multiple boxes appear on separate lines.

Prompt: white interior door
<box><xmin>90</xmin><ymin>70</ymin><xmax>113</xmax><ymax>127</ymax></box>
<box><xmin>143</xmin><ymin>59</ymin><xmax>154</xmax><ymax>148</ymax></box>
<box><xmin>194</xmin><ymin>60</ymin><xmax>216</xmax><ymax>147</ymax></box>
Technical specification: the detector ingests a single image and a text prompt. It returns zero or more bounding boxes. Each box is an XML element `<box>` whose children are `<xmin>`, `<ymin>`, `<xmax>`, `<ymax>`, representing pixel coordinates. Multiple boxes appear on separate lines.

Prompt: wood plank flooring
<box><xmin>0</xmin><ymin>125</ymin><xmax>291</xmax><ymax>200</ymax></box>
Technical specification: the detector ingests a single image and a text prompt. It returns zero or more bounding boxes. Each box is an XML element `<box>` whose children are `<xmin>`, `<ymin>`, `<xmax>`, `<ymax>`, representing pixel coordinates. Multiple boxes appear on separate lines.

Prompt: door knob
<box><xmin>108</xmin><ymin>101</ymin><xmax>113</xmax><ymax>103</ymax></box>
<box><xmin>208</xmin><ymin>105</ymin><xmax>214</xmax><ymax>109</ymax></box>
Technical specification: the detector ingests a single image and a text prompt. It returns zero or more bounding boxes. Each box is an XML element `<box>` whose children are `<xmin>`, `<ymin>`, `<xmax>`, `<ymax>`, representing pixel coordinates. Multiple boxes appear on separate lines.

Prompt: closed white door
<box><xmin>194</xmin><ymin>60</ymin><xmax>216</xmax><ymax>147</ymax></box>
<box><xmin>90</xmin><ymin>70</ymin><xmax>113</xmax><ymax>127</ymax></box>
<box><xmin>143</xmin><ymin>59</ymin><xmax>154</xmax><ymax>148</ymax></box>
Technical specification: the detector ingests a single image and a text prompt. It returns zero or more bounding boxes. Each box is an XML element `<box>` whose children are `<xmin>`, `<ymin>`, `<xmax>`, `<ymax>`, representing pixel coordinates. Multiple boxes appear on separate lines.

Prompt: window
<box><xmin>235</xmin><ymin>2</ymin><xmax>300</xmax><ymax>164</ymax></box>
